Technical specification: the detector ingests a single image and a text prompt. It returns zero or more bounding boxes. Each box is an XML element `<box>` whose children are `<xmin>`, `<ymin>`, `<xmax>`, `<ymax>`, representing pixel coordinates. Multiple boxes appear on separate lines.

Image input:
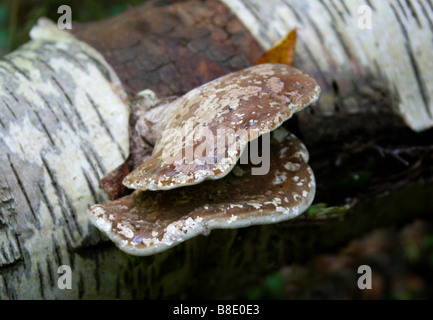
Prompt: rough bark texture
<box><xmin>72</xmin><ymin>0</ymin><xmax>264</xmax><ymax>98</ymax></box>
<box><xmin>1</xmin><ymin>0</ymin><xmax>432</xmax><ymax>299</ymax></box>
<box><xmin>223</xmin><ymin>0</ymin><xmax>433</xmax><ymax>133</ymax></box>
<box><xmin>0</xmin><ymin>20</ymin><xmax>130</xmax><ymax>299</ymax></box>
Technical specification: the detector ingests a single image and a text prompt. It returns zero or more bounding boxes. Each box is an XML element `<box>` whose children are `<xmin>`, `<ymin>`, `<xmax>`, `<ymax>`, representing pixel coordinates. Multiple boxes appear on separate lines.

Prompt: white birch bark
<box><xmin>0</xmin><ymin>19</ymin><xmax>129</xmax><ymax>299</ymax></box>
<box><xmin>223</xmin><ymin>0</ymin><xmax>433</xmax><ymax>131</ymax></box>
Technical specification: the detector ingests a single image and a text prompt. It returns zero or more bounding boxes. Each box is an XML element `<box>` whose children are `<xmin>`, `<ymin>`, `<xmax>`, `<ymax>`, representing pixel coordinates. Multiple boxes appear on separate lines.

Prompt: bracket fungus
<box><xmin>123</xmin><ymin>63</ymin><xmax>320</xmax><ymax>191</ymax></box>
<box><xmin>89</xmin><ymin>127</ymin><xmax>315</xmax><ymax>255</ymax></box>
<box><xmin>89</xmin><ymin>63</ymin><xmax>321</xmax><ymax>256</ymax></box>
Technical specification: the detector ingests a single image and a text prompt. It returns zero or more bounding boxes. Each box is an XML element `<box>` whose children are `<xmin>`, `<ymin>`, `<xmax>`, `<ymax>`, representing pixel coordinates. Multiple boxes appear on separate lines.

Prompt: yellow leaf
<box><xmin>255</xmin><ymin>29</ymin><xmax>297</xmax><ymax>66</ymax></box>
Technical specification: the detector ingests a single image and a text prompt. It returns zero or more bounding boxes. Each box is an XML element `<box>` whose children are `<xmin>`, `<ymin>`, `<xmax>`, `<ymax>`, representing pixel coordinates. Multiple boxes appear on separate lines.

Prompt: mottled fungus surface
<box><xmin>123</xmin><ymin>63</ymin><xmax>320</xmax><ymax>191</ymax></box>
<box><xmin>89</xmin><ymin>128</ymin><xmax>315</xmax><ymax>256</ymax></box>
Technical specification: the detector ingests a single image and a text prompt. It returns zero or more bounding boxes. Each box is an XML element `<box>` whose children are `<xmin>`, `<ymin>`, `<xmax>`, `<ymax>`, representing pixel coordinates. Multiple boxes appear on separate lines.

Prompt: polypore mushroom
<box><xmin>90</xmin><ymin>63</ymin><xmax>321</xmax><ymax>255</ymax></box>
<box><xmin>89</xmin><ymin>127</ymin><xmax>315</xmax><ymax>256</ymax></box>
<box><xmin>122</xmin><ymin>63</ymin><xmax>320</xmax><ymax>191</ymax></box>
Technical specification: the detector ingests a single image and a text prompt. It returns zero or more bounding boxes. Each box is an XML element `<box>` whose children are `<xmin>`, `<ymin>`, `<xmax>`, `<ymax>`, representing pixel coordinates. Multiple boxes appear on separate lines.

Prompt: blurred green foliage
<box><xmin>0</xmin><ymin>0</ymin><xmax>146</xmax><ymax>57</ymax></box>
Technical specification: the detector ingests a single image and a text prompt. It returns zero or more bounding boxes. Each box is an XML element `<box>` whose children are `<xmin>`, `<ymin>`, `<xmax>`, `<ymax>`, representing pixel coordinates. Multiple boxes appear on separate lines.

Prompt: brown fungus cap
<box><xmin>89</xmin><ymin>127</ymin><xmax>315</xmax><ymax>256</ymax></box>
<box><xmin>122</xmin><ymin>63</ymin><xmax>320</xmax><ymax>191</ymax></box>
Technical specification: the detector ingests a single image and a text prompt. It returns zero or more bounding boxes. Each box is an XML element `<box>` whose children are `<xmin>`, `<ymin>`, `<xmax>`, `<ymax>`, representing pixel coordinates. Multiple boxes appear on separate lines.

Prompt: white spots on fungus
<box><xmin>141</xmin><ymin>238</ymin><xmax>154</xmax><ymax>247</ymax></box>
<box><xmin>276</xmin><ymin>207</ymin><xmax>290</xmax><ymax>215</ymax></box>
<box><xmin>279</xmin><ymin>147</ymin><xmax>289</xmax><ymax>159</ymax></box>
<box><xmin>285</xmin><ymin>162</ymin><xmax>301</xmax><ymax>171</ymax></box>
<box><xmin>248</xmin><ymin>202</ymin><xmax>262</xmax><ymax>210</ymax></box>
<box><xmin>227</xmin><ymin>215</ymin><xmax>238</xmax><ymax>224</ymax></box>
<box><xmin>272</xmin><ymin>171</ymin><xmax>287</xmax><ymax>185</ymax></box>
<box><xmin>91</xmin><ymin>206</ymin><xmax>112</xmax><ymax>234</ymax></box>
<box><xmin>117</xmin><ymin>222</ymin><xmax>134</xmax><ymax>239</ymax></box>
<box><xmin>162</xmin><ymin>217</ymin><xmax>206</xmax><ymax>246</ymax></box>
<box><xmin>264</xmin><ymin>197</ymin><xmax>282</xmax><ymax>207</ymax></box>
<box><xmin>266</xmin><ymin>76</ymin><xmax>285</xmax><ymax>93</ymax></box>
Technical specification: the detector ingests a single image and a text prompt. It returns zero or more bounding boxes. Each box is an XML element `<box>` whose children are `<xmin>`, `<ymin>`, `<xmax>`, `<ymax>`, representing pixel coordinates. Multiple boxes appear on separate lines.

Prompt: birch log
<box><xmin>0</xmin><ymin>20</ymin><xmax>130</xmax><ymax>299</ymax></box>
<box><xmin>223</xmin><ymin>0</ymin><xmax>433</xmax><ymax>132</ymax></box>
<box><xmin>1</xmin><ymin>0</ymin><xmax>432</xmax><ymax>300</ymax></box>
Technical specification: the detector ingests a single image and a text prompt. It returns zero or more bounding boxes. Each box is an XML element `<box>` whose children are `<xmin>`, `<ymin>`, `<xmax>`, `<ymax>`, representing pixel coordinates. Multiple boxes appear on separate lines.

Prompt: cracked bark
<box><xmin>1</xmin><ymin>0</ymin><xmax>432</xmax><ymax>299</ymax></box>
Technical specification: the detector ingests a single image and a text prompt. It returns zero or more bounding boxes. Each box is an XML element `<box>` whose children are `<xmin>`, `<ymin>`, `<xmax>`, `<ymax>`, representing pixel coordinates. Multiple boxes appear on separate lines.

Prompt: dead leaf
<box><xmin>255</xmin><ymin>29</ymin><xmax>297</xmax><ymax>66</ymax></box>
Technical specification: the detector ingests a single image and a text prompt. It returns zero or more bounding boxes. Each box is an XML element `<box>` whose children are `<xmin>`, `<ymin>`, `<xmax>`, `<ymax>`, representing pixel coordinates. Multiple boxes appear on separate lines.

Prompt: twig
<box><xmin>374</xmin><ymin>145</ymin><xmax>433</xmax><ymax>166</ymax></box>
